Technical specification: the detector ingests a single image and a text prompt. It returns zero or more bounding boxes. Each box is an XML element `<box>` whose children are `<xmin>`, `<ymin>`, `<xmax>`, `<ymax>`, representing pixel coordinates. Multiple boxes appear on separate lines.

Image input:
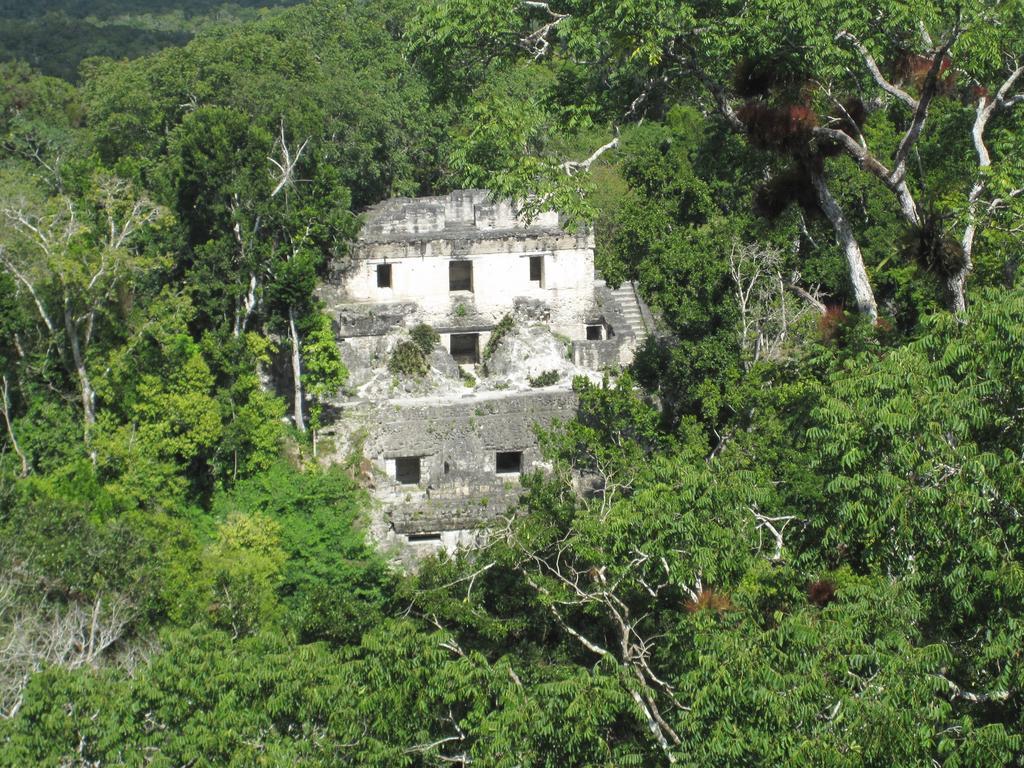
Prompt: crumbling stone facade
<box><xmin>318</xmin><ymin>190</ymin><xmax>651</xmax><ymax>555</ymax></box>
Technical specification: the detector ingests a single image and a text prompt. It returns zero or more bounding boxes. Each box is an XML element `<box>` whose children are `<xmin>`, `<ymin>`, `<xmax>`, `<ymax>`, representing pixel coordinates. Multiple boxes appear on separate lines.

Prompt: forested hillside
<box><xmin>0</xmin><ymin>0</ymin><xmax>303</xmax><ymax>81</ymax></box>
<box><xmin>1</xmin><ymin>0</ymin><xmax>1023</xmax><ymax>765</ymax></box>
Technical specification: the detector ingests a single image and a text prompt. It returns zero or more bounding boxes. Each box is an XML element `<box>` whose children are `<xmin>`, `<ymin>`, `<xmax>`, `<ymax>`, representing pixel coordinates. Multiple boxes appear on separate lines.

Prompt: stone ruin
<box><xmin>317</xmin><ymin>190</ymin><xmax>653</xmax><ymax>556</ymax></box>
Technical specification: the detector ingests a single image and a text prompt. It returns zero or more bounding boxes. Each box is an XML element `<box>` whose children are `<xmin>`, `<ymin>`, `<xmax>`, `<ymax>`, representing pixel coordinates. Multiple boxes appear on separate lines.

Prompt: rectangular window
<box><xmin>407</xmin><ymin>532</ymin><xmax>442</xmax><ymax>543</ymax></box>
<box><xmin>449</xmin><ymin>260</ymin><xmax>473</xmax><ymax>292</ymax></box>
<box><xmin>376</xmin><ymin>263</ymin><xmax>392</xmax><ymax>288</ymax></box>
<box><xmin>450</xmin><ymin>333</ymin><xmax>480</xmax><ymax>364</ymax></box>
<box><xmin>529</xmin><ymin>255</ymin><xmax>543</xmax><ymax>283</ymax></box>
<box><xmin>586</xmin><ymin>324</ymin><xmax>604</xmax><ymax>341</ymax></box>
<box><xmin>394</xmin><ymin>456</ymin><xmax>421</xmax><ymax>485</ymax></box>
<box><xmin>495</xmin><ymin>451</ymin><xmax>523</xmax><ymax>474</ymax></box>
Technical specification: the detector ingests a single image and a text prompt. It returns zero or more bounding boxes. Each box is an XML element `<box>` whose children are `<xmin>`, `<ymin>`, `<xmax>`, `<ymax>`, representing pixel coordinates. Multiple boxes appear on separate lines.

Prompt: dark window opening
<box><xmin>449</xmin><ymin>260</ymin><xmax>473</xmax><ymax>292</ymax></box>
<box><xmin>529</xmin><ymin>255</ymin><xmax>543</xmax><ymax>283</ymax></box>
<box><xmin>586</xmin><ymin>324</ymin><xmax>604</xmax><ymax>341</ymax></box>
<box><xmin>444</xmin><ymin>461</ymin><xmax>451</xmax><ymax>475</ymax></box>
<box><xmin>450</xmin><ymin>333</ymin><xmax>480</xmax><ymax>364</ymax></box>
<box><xmin>407</xmin><ymin>532</ymin><xmax>442</xmax><ymax>543</ymax></box>
<box><xmin>376</xmin><ymin>263</ymin><xmax>392</xmax><ymax>288</ymax></box>
<box><xmin>496</xmin><ymin>451</ymin><xmax>523</xmax><ymax>474</ymax></box>
<box><xmin>395</xmin><ymin>456</ymin><xmax>421</xmax><ymax>484</ymax></box>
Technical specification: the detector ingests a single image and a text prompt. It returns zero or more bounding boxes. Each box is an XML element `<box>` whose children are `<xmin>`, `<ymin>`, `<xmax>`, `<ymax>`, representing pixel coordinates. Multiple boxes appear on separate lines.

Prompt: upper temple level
<box><xmin>356</xmin><ymin>189</ymin><xmax>562</xmax><ymax>239</ymax></box>
<box><xmin>330</xmin><ymin>189</ymin><xmax>596</xmax><ymax>340</ymax></box>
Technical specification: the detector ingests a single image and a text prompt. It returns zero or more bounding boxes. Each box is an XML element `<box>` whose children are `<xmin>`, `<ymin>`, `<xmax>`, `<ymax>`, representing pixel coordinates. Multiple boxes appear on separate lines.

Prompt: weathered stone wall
<box><xmin>571</xmin><ymin>283</ymin><xmax>639</xmax><ymax>368</ymax></box>
<box><xmin>321</xmin><ymin>390</ymin><xmax>578</xmax><ymax>548</ymax></box>
<box><xmin>325</xmin><ymin>389</ymin><xmax>576</xmax><ymax>483</ymax></box>
<box><xmin>573</xmin><ymin>337</ymin><xmax>633</xmax><ymax>369</ymax></box>
<box><xmin>359</xmin><ymin>189</ymin><xmax>560</xmax><ymax>236</ymax></box>
<box><xmin>326</xmin><ymin>238</ymin><xmax>595</xmax><ymax>339</ymax></box>
<box><xmin>320</xmin><ymin>190</ymin><xmax>597</xmax><ymax>340</ymax></box>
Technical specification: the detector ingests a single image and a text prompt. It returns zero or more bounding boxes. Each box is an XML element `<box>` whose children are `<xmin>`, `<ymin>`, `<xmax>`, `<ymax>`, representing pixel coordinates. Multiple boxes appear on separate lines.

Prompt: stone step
<box><xmin>606</xmin><ymin>281</ymin><xmax>653</xmax><ymax>343</ymax></box>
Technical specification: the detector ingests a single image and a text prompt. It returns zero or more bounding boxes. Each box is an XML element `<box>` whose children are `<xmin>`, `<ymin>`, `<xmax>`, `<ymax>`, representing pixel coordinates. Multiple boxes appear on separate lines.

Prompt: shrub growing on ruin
<box><xmin>529</xmin><ymin>369</ymin><xmax>560</xmax><ymax>387</ymax></box>
<box><xmin>482</xmin><ymin>314</ymin><xmax>514</xmax><ymax>361</ymax></box>
<box><xmin>409</xmin><ymin>323</ymin><xmax>440</xmax><ymax>355</ymax></box>
<box><xmin>388</xmin><ymin>341</ymin><xmax>429</xmax><ymax>378</ymax></box>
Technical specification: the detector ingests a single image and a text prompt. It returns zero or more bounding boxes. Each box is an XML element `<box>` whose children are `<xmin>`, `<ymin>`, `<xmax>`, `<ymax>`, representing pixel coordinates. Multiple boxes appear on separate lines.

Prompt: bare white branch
<box><xmin>938</xmin><ymin>675</ymin><xmax>1010</xmax><ymax>704</ymax></box>
<box><xmin>1</xmin><ymin>583</ymin><xmax>133</xmax><ymax>719</ymax></box>
<box><xmin>561</xmin><ymin>134</ymin><xmax>620</xmax><ymax>176</ymax></box>
<box><xmin>0</xmin><ymin>376</ymin><xmax>28</xmax><ymax>477</ymax></box>
<box><xmin>269</xmin><ymin>121</ymin><xmax>310</xmax><ymax>198</ymax></box>
<box><xmin>519</xmin><ymin>1</ymin><xmax>568</xmax><ymax>59</ymax></box>
<box><xmin>836</xmin><ymin>31</ymin><xmax>919</xmax><ymax>110</ymax></box>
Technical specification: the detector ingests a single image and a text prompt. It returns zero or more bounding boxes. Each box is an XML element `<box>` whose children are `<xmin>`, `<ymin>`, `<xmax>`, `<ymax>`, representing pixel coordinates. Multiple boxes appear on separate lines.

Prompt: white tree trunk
<box><xmin>1</xmin><ymin>376</ymin><xmax>28</xmax><ymax>476</ymax></box>
<box><xmin>64</xmin><ymin>305</ymin><xmax>96</xmax><ymax>429</ymax></box>
<box><xmin>288</xmin><ymin>306</ymin><xmax>305</xmax><ymax>433</ymax></box>
<box><xmin>810</xmin><ymin>170</ymin><xmax>878</xmax><ymax>322</ymax></box>
<box><xmin>233</xmin><ymin>274</ymin><xmax>259</xmax><ymax>337</ymax></box>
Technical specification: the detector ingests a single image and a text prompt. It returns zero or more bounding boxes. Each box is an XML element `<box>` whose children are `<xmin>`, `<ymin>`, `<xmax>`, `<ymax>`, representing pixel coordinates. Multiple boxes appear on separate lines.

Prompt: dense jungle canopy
<box><xmin>1</xmin><ymin>0</ymin><xmax>1023</xmax><ymax>765</ymax></box>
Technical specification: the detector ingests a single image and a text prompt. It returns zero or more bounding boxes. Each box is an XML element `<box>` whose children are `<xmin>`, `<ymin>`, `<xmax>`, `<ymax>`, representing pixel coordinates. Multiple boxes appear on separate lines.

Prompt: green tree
<box><xmin>203</xmin><ymin>511</ymin><xmax>287</xmax><ymax>638</ymax></box>
<box><xmin>301</xmin><ymin>312</ymin><xmax>347</xmax><ymax>456</ymax></box>
<box><xmin>0</xmin><ymin>169</ymin><xmax>171</xmax><ymax>436</ymax></box>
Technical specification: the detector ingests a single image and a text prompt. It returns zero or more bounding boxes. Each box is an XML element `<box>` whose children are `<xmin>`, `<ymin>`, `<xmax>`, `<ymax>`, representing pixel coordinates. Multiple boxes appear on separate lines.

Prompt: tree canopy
<box><xmin>1</xmin><ymin>1</ymin><xmax>1023</xmax><ymax>765</ymax></box>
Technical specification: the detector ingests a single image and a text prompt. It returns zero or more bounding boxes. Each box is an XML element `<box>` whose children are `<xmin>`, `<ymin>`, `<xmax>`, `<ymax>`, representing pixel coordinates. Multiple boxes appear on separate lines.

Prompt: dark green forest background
<box><xmin>0</xmin><ymin>0</ymin><xmax>303</xmax><ymax>81</ymax></box>
<box><xmin>0</xmin><ymin>0</ymin><xmax>1023</xmax><ymax>765</ymax></box>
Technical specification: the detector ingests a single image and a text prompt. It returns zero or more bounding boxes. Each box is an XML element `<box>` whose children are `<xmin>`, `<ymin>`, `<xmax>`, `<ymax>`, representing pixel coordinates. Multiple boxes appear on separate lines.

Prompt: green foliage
<box><xmin>805</xmin><ymin>290</ymin><xmax>1024</xmax><ymax>662</ymax></box>
<box><xmin>407</xmin><ymin>0</ymin><xmax>523</xmax><ymax>100</ymax></box>
<box><xmin>0</xmin><ymin>1</ymin><xmax>303</xmax><ymax>82</ymax></box>
<box><xmin>202</xmin><ymin>510</ymin><xmax>286</xmax><ymax>636</ymax></box>
<box><xmin>0</xmin><ymin>461</ymin><xmax>202</xmax><ymax>626</ymax></box>
<box><xmin>482</xmin><ymin>312</ymin><xmax>513</xmax><ymax>360</ymax></box>
<box><xmin>1</xmin><ymin>1</ymin><xmax>1024</xmax><ymax>763</ymax></box>
<box><xmin>409</xmin><ymin>322</ymin><xmax>440</xmax><ymax>356</ymax></box>
<box><xmin>302</xmin><ymin>311</ymin><xmax>347</xmax><ymax>441</ymax></box>
<box><xmin>528</xmin><ymin>369</ymin><xmax>560</xmax><ymax>387</ymax></box>
<box><xmin>388</xmin><ymin>339</ymin><xmax>429</xmax><ymax>378</ymax></box>
<box><xmin>211</xmin><ymin>462</ymin><xmax>391</xmax><ymax>643</ymax></box>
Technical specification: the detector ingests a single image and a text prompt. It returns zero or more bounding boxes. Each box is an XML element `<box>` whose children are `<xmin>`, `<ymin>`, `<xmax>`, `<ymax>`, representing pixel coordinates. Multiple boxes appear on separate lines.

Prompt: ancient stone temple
<box><xmin>317</xmin><ymin>190</ymin><xmax>652</xmax><ymax>555</ymax></box>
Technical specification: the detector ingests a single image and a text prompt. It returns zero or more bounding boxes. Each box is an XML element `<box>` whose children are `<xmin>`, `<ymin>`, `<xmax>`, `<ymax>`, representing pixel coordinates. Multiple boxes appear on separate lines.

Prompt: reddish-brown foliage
<box><xmin>893</xmin><ymin>51</ymin><xmax>957</xmax><ymax>95</ymax></box>
<box><xmin>684</xmin><ymin>589</ymin><xmax>733</xmax><ymax>614</ymax></box>
<box><xmin>818</xmin><ymin>305</ymin><xmax>849</xmax><ymax>342</ymax></box>
<box><xmin>738</xmin><ymin>101</ymin><xmax>820</xmax><ymax>153</ymax></box>
<box><xmin>807</xmin><ymin>580</ymin><xmax>837</xmax><ymax>607</ymax></box>
<box><xmin>968</xmin><ymin>85</ymin><xmax>989</xmax><ymax>102</ymax></box>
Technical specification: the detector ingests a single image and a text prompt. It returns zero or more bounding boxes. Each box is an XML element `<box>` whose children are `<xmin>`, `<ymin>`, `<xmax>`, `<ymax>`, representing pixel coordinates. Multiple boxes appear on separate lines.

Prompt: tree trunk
<box><xmin>1</xmin><ymin>375</ymin><xmax>28</xmax><ymax>476</ymax></box>
<box><xmin>894</xmin><ymin>181</ymin><xmax>922</xmax><ymax>228</ymax></box>
<box><xmin>950</xmin><ymin>200</ymin><xmax>976</xmax><ymax>316</ymax></box>
<box><xmin>951</xmin><ymin>158</ymin><xmax>988</xmax><ymax>315</ymax></box>
<box><xmin>810</xmin><ymin>169</ymin><xmax>878</xmax><ymax>322</ymax></box>
<box><xmin>64</xmin><ymin>305</ymin><xmax>96</xmax><ymax>430</ymax></box>
<box><xmin>288</xmin><ymin>306</ymin><xmax>306</xmax><ymax>433</ymax></box>
<box><xmin>233</xmin><ymin>274</ymin><xmax>259</xmax><ymax>337</ymax></box>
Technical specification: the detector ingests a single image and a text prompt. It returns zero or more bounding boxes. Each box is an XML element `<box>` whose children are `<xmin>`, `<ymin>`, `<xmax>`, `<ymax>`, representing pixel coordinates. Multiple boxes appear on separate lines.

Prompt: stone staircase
<box><xmin>610</xmin><ymin>281</ymin><xmax>651</xmax><ymax>344</ymax></box>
